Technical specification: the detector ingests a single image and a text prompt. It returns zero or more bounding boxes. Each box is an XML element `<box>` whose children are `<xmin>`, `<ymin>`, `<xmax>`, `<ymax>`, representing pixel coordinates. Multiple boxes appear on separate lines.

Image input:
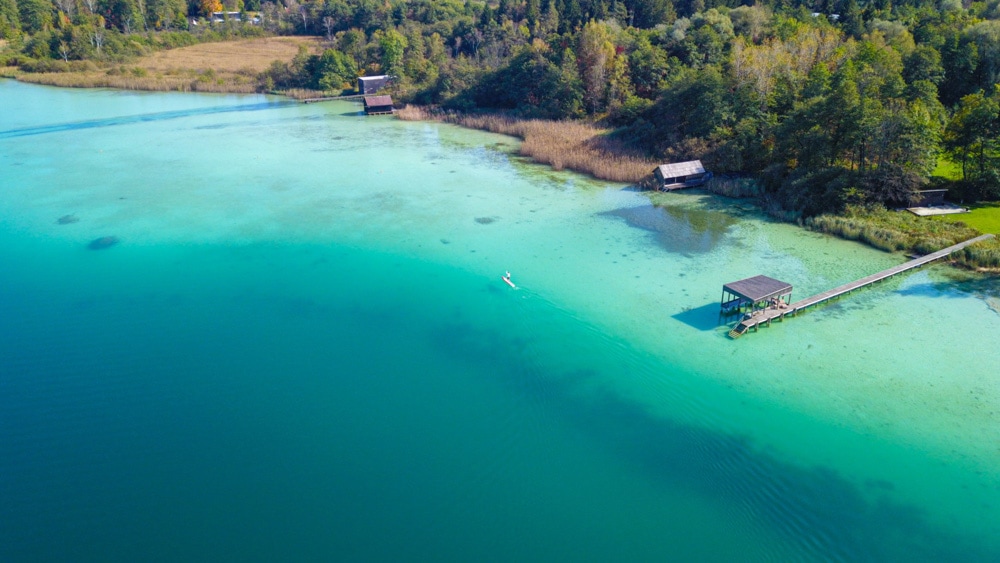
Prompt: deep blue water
<box><xmin>2</xmin><ymin>80</ymin><xmax>1000</xmax><ymax>561</ymax></box>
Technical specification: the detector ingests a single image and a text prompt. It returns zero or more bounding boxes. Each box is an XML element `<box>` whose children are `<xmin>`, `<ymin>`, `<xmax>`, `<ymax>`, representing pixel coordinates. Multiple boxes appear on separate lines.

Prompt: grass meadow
<box><xmin>14</xmin><ymin>37</ymin><xmax>322</xmax><ymax>94</ymax></box>
<box><xmin>932</xmin><ymin>157</ymin><xmax>963</xmax><ymax>181</ymax></box>
<box><xmin>936</xmin><ymin>203</ymin><xmax>1000</xmax><ymax>234</ymax></box>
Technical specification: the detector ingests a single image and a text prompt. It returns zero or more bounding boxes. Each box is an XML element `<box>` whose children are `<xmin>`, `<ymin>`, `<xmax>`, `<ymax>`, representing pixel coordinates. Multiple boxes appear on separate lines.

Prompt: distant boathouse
<box><xmin>363</xmin><ymin>95</ymin><xmax>394</xmax><ymax>115</ymax></box>
<box><xmin>653</xmin><ymin>160</ymin><xmax>710</xmax><ymax>190</ymax></box>
<box><xmin>357</xmin><ymin>75</ymin><xmax>391</xmax><ymax>95</ymax></box>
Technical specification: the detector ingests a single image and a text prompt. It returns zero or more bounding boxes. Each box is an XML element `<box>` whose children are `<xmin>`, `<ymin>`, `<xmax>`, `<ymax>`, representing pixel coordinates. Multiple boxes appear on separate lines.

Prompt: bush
<box><xmin>955</xmin><ymin>239</ymin><xmax>1000</xmax><ymax>269</ymax></box>
<box><xmin>19</xmin><ymin>57</ymin><xmax>69</xmax><ymax>72</ymax></box>
<box><xmin>703</xmin><ymin>175</ymin><xmax>761</xmax><ymax>198</ymax></box>
<box><xmin>913</xmin><ymin>237</ymin><xmax>953</xmax><ymax>255</ymax></box>
<box><xmin>805</xmin><ymin>205</ymin><xmax>984</xmax><ymax>260</ymax></box>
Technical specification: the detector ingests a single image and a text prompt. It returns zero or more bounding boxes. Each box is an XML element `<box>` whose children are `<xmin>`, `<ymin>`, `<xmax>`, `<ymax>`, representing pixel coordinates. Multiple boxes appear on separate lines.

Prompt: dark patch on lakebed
<box><xmin>57</xmin><ymin>214</ymin><xmax>79</xmax><ymax>225</ymax></box>
<box><xmin>475</xmin><ymin>216</ymin><xmax>498</xmax><ymax>225</ymax></box>
<box><xmin>88</xmin><ymin>236</ymin><xmax>119</xmax><ymax>250</ymax></box>
<box><xmin>599</xmin><ymin>204</ymin><xmax>736</xmax><ymax>254</ymax></box>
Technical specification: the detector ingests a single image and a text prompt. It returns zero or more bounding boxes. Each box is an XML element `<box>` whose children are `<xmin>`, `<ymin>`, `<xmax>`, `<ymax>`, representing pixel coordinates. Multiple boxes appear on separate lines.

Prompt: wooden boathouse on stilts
<box><xmin>721</xmin><ymin>275</ymin><xmax>793</xmax><ymax>338</ymax></box>
<box><xmin>722</xmin><ymin>234</ymin><xmax>995</xmax><ymax>339</ymax></box>
<box><xmin>363</xmin><ymin>95</ymin><xmax>394</xmax><ymax>115</ymax></box>
<box><xmin>721</xmin><ymin>275</ymin><xmax>793</xmax><ymax>315</ymax></box>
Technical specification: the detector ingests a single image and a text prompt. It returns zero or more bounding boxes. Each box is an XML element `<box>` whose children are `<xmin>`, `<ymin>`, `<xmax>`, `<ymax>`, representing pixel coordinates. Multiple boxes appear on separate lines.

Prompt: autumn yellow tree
<box><xmin>201</xmin><ymin>0</ymin><xmax>222</xmax><ymax>17</ymax></box>
<box><xmin>577</xmin><ymin>21</ymin><xmax>617</xmax><ymax>113</ymax></box>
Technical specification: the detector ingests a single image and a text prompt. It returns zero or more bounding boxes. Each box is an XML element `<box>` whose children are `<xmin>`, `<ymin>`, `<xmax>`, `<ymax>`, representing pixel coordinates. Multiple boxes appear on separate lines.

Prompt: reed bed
<box><xmin>955</xmin><ymin>237</ymin><xmax>1000</xmax><ymax>269</ymax></box>
<box><xmin>397</xmin><ymin>105</ymin><xmax>657</xmax><ymax>183</ymax></box>
<box><xmin>805</xmin><ymin>206</ymin><xmax>988</xmax><ymax>259</ymax></box>
<box><xmin>280</xmin><ymin>88</ymin><xmax>330</xmax><ymax>99</ymax></box>
<box><xmin>18</xmin><ymin>70</ymin><xmax>259</xmax><ymax>93</ymax></box>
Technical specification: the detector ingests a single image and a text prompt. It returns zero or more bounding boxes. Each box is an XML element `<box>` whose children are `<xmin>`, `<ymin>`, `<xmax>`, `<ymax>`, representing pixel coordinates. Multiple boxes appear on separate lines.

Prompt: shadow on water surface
<box><xmin>671</xmin><ymin>302</ymin><xmax>730</xmax><ymax>331</ymax></box>
<box><xmin>429</xmin><ymin>309</ymin><xmax>999</xmax><ymax>562</ymax></box>
<box><xmin>0</xmin><ymin>101</ymin><xmax>298</xmax><ymax>139</ymax></box>
<box><xmin>600</xmin><ymin>202</ymin><xmax>737</xmax><ymax>254</ymax></box>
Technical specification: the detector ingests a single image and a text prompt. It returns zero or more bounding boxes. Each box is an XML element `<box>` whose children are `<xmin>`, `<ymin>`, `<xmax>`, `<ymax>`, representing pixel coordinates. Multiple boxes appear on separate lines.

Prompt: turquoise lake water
<box><xmin>2</xmin><ymin>79</ymin><xmax>1000</xmax><ymax>561</ymax></box>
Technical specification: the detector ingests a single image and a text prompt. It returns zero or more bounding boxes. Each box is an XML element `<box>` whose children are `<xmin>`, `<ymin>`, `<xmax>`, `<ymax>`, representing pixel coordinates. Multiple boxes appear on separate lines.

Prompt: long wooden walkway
<box><xmin>301</xmin><ymin>94</ymin><xmax>365</xmax><ymax>104</ymax></box>
<box><xmin>730</xmin><ymin>234</ymin><xmax>995</xmax><ymax>337</ymax></box>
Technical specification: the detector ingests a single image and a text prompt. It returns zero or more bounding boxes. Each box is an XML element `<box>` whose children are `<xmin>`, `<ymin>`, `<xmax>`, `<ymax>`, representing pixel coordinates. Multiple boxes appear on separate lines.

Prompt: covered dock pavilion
<box><xmin>721</xmin><ymin>275</ymin><xmax>793</xmax><ymax>315</ymax></box>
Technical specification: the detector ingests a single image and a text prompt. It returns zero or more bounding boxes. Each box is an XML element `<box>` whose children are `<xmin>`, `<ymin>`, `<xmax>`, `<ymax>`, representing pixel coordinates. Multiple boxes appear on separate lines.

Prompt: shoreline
<box><xmin>396</xmin><ymin>104</ymin><xmax>1000</xmax><ymax>272</ymax></box>
<box><xmin>396</xmin><ymin>105</ymin><xmax>658</xmax><ymax>184</ymax></box>
<box><xmin>5</xmin><ymin>62</ymin><xmax>997</xmax><ymax>270</ymax></box>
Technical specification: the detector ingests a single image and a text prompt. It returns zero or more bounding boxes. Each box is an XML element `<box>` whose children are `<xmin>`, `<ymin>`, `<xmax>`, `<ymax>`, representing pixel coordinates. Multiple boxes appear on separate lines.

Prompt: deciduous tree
<box><xmin>577</xmin><ymin>20</ymin><xmax>616</xmax><ymax>113</ymax></box>
<box><xmin>376</xmin><ymin>27</ymin><xmax>407</xmax><ymax>78</ymax></box>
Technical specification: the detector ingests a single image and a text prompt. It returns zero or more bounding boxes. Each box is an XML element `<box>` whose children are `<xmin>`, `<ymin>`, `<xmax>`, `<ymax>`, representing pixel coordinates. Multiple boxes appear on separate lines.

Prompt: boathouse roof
<box><xmin>358</xmin><ymin>75</ymin><xmax>391</xmax><ymax>94</ymax></box>
<box><xmin>724</xmin><ymin>275</ymin><xmax>792</xmax><ymax>302</ymax></box>
<box><xmin>364</xmin><ymin>95</ymin><xmax>393</xmax><ymax>107</ymax></box>
<box><xmin>655</xmin><ymin>160</ymin><xmax>706</xmax><ymax>179</ymax></box>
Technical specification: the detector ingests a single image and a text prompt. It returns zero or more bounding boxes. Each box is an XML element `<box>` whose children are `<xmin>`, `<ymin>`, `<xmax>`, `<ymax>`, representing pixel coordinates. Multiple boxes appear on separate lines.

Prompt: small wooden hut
<box><xmin>721</xmin><ymin>275</ymin><xmax>793</xmax><ymax>315</ymax></box>
<box><xmin>913</xmin><ymin>189</ymin><xmax>948</xmax><ymax>207</ymax></box>
<box><xmin>364</xmin><ymin>95</ymin><xmax>394</xmax><ymax>115</ymax></box>
<box><xmin>358</xmin><ymin>75</ymin><xmax>390</xmax><ymax>94</ymax></box>
<box><xmin>653</xmin><ymin>160</ymin><xmax>709</xmax><ymax>190</ymax></box>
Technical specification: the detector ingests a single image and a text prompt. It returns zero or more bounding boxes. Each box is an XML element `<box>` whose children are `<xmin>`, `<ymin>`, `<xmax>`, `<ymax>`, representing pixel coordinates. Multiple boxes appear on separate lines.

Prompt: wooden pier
<box><xmin>728</xmin><ymin>234</ymin><xmax>995</xmax><ymax>338</ymax></box>
<box><xmin>301</xmin><ymin>94</ymin><xmax>365</xmax><ymax>104</ymax></box>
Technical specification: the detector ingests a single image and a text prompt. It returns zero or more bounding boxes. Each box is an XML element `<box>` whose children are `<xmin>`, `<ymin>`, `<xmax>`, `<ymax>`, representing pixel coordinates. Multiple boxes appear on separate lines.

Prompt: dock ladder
<box><xmin>728</xmin><ymin>322</ymin><xmax>750</xmax><ymax>339</ymax></box>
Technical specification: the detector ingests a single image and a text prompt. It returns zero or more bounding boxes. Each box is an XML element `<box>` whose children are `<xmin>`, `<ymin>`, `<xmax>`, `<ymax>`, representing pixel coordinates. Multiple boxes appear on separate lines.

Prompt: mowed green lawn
<box><xmin>936</xmin><ymin>203</ymin><xmax>1000</xmax><ymax>234</ymax></box>
<box><xmin>930</xmin><ymin>157</ymin><xmax>1000</xmax><ymax>233</ymax></box>
<box><xmin>932</xmin><ymin>158</ymin><xmax>963</xmax><ymax>180</ymax></box>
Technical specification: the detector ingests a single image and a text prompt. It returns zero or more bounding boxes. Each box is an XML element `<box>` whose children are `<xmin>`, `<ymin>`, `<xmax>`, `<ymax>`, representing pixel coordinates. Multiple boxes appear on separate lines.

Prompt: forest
<box><xmin>3</xmin><ymin>0</ymin><xmax>1000</xmax><ymax>219</ymax></box>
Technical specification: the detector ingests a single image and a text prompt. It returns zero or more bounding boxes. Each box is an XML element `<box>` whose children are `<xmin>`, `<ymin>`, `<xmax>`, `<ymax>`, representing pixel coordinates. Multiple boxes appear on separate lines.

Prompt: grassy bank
<box><xmin>806</xmin><ymin>206</ymin><xmax>1000</xmax><ymax>269</ymax></box>
<box><xmin>396</xmin><ymin>105</ymin><xmax>658</xmax><ymax>184</ymax></box>
<box><xmin>935</xmin><ymin>203</ymin><xmax>1000</xmax><ymax>234</ymax></box>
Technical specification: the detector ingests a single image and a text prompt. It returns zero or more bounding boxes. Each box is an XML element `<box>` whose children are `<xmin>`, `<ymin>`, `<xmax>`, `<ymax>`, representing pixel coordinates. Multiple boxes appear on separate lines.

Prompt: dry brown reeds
<box><xmin>13</xmin><ymin>36</ymin><xmax>323</xmax><ymax>95</ymax></box>
<box><xmin>397</xmin><ymin>105</ymin><xmax>658</xmax><ymax>184</ymax></box>
<box><xmin>280</xmin><ymin>88</ymin><xmax>330</xmax><ymax>99</ymax></box>
<box><xmin>138</xmin><ymin>37</ymin><xmax>322</xmax><ymax>75</ymax></box>
<box><xmin>17</xmin><ymin>70</ymin><xmax>259</xmax><ymax>93</ymax></box>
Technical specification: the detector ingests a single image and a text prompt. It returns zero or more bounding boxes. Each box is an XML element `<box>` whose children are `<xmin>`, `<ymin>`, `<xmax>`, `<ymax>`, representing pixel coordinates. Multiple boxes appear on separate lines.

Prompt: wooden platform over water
<box><xmin>301</xmin><ymin>94</ymin><xmax>365</xmax><ymax>104</ymax></box>
<box><xmin>729</xmin><ymin>234</ymin><xmax>995</xmax><ymax>338</ymax></box>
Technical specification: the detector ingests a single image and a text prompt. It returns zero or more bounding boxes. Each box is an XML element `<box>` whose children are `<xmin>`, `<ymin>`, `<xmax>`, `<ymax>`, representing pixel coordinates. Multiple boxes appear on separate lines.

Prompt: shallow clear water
<box><xmin>2</xmin><ymin>79</ymin><xmax>999</xmax><ymax>561</ymax></box>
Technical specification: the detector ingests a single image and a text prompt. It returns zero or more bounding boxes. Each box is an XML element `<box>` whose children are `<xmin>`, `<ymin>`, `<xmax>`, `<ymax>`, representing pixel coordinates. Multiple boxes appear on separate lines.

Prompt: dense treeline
<box><xmin>4</xmin><ymin>0</ymin><xmax>1000</xmax><ymax>216</ymax></box>
<box><xmin>0</xmin><ymin>0</ymin><xmax>263</xmax><ymax>63</ymax></box>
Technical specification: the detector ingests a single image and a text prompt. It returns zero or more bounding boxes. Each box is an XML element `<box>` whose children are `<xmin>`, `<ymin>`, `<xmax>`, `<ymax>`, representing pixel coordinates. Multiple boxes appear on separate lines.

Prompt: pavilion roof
<box><xmin>724</xmin><ymin>275</ymin><xmax>792</xmax><ymax>302</ymax></box>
